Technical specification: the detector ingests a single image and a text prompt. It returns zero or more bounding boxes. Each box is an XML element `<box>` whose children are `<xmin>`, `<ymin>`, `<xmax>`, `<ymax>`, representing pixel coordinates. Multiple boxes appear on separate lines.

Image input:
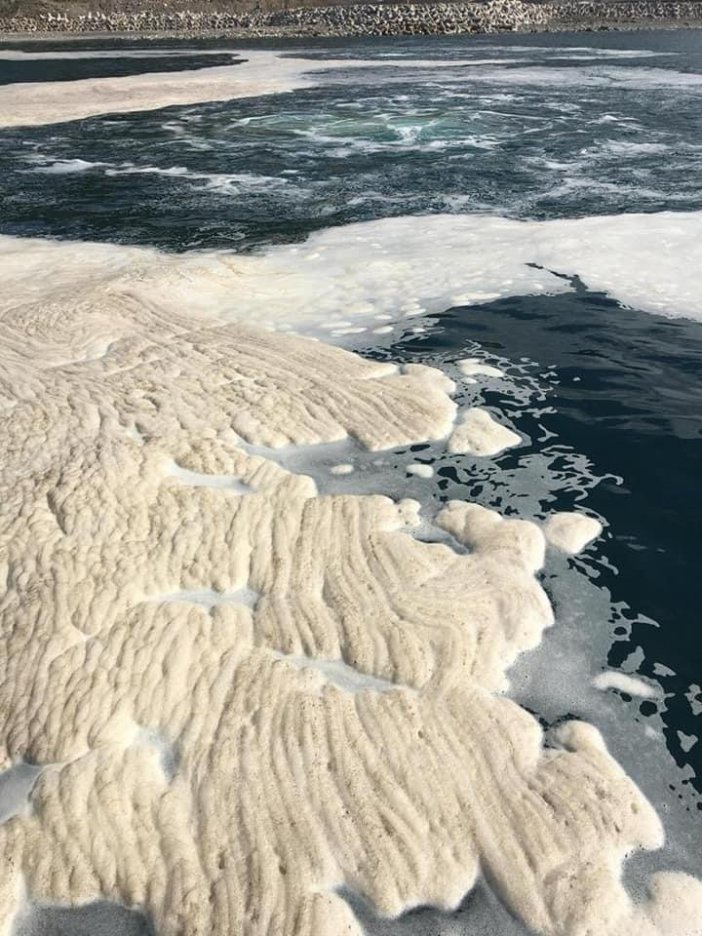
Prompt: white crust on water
<box><xmin>330</xmin><ymin>463</ymin><xmax>354</xmax><ymax>475</ymax></box>
<box><xmin>406</xmin><ymin>463</ymin><xmax>434</xmax><ymax>479</ymax></box>
<box><xmin>593</xmin><ymin>672</ymin><xmax>658</xmax><ymax>699</ymax></box>
<box><xmin>544</xmin><ymin>511</ymin><xmax>603</xmax><ymax>554</ymax></box>
<box><xmin>2</xmin><ymin>209</ymin><xmax>702</xmax><ymax>337</ymax></box>
<box><xmin>448</xmin><ymin>408</ymin><xmax>521</xmax><ymax>456</ymax></box>
<box><xmin>458</xmin><ymin>358</ymin><xmax>505</xmax><ymax>379</ymax></box>
<box><xmin>1</xmin><ymin>235</ymin><xmax>702</xmax><ymax>936</ymax></box>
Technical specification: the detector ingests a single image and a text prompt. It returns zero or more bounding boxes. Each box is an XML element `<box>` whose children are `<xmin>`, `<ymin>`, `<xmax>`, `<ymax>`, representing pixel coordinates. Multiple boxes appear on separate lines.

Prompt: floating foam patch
<box><xmin>544</xmin><ymin>511</ymin><xmax>603</xmax><ymax>555</ymax></box>
<box><xmin>458</xmin><ymin>357</ymin><xmax>505</xmax><ymax>379</ymax></box>
<box><xmin>406</xmin><ymin>463</ymin><xmax>434</xmax><ymax>479</ymax></box>
<box><xmin>448</xmin><ymin>408</ymin><xmax>522</xmax><ymax>457</ymax></box>
<box><xmin>330</xmin><ymin>463</ymin><xmax>355</xmax><ymax>475</ymax></box>
<box><xmin>593</xmin><ymin>672</ymin><xmax>657</xmax><ymax>699</ymax></box>
<box><xmin>3</xmin><ymin>210</ymin><xmax>700</xmax><ymax>339</ymax></box>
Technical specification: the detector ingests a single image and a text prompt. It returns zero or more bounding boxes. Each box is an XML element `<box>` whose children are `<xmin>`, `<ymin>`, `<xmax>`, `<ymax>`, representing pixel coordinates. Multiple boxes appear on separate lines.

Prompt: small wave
<box><xmin>583</xmin><ymin>140</ymin><xmax>670</xmax><ymax>157</ymax></box>
<box><xmin>25</xmin><ymin>155</ymin><xmax>290</xmax><ymax>193</ymax></box>
<box><xmin>27</xmin><ymin>157</ymin><xmax>108</xmax><ymax>174</ymax></box>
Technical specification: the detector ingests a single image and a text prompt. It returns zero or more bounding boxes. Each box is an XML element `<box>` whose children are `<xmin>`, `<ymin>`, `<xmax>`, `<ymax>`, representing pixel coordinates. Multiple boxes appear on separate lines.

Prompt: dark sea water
<box><xmin>1</xmin><ymin>28</ymin><xmax>701</xmax><ymax>936</ymax></box>
<box><xmin>2</xmin><ymin>31</ymin><xmax>702</xmax><ymax>248</ymax></box>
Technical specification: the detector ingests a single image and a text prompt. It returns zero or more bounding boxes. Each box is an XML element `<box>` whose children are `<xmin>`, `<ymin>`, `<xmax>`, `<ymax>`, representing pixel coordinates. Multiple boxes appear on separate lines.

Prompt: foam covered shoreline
<box><xmin>1</xmin><ymin>213</ymin><xmax>702</xmax><ymax>934</ymax></box>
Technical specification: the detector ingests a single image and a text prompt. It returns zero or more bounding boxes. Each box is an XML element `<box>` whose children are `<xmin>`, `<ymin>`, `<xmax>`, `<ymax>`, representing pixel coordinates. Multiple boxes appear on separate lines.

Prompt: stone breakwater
<box><xmin>3</xmin><ymin>0</ymin><xmax>702</xmax><ymax>37</ymax></box>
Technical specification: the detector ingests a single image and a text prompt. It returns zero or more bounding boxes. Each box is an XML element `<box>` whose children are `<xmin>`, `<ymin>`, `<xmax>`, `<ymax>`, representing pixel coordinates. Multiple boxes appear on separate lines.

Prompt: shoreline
<box><xmin>2</xmin><ymin>1</ymin><xmax>702</xmax><ymax>41</ymax></box>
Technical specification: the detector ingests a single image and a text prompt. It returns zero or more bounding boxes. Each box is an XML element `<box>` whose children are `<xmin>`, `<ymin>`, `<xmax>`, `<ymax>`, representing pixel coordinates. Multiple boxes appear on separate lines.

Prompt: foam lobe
<box><xmin>458</xmin><ymin>357</ymin><xmax>505</xmax><ymax>379</ymax></box>
<box><xmin>544</xmin><ymin>511</ymin><xmax>603</xmax><ymax>554</ymax></box>
<box><xmin>448</xmin><ymin>408</ymin><xmax>522</xmax><ymax>457</ymax></box>
<box><xmin>593</xmin><ymin>672</ymin><xmax>657</xmax><ymax>699</ymax></box>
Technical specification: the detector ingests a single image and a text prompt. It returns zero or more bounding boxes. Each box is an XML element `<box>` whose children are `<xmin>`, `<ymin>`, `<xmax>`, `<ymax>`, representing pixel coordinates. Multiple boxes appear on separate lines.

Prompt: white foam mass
<box><xmin>2</xmin><ymin>210</ymin><xmax>701</xmax><ymax>336</ymax></box>
<box><xmin>448</xmin><ymin>408</ymin><xmax>522</xmax><ymax>457</ymax></box>
<box><xmin>1</xmin><ymin>213</ymin><xmax>702</xmax><ymax>936</ymax></box>
<box><xmin>545</xmin><ymin>511</ymin><xmax>603</xmax><ymax>555</ymax></box>
<box><xmin>406</xmin><ymin>463</ymin><xmax>434</xmax><ymax>479</ymax></box>
<box><xmin>330</xmin><ymin>463</ymin><xmax>355</xmax><ymax>475</ymax></box>
<box><xmin>594</xmin><ymin>672</ymin><xmax>657</xmax><ymax>699</ymax></box>
<box><xmin>458</xmin><ymin>357</ymin><xmax>505</xmax><ymax>379</ymax></box>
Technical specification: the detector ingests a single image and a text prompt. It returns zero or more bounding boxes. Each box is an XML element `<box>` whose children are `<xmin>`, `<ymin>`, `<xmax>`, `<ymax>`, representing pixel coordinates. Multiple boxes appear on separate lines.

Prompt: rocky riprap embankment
<box><xmin>3</xmin><ymin>0</ymin><xmax>702</xmax><ymax>37</ymax></box>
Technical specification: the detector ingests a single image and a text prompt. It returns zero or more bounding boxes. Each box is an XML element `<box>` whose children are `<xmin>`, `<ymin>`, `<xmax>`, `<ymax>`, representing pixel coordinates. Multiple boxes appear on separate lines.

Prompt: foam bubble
<box><xmin>594</xmin><ymin>672</ymin><xmax>657</xmax><ymax>699</ymax></box>
<box><xmin>406</xmin><ymin>463</ymin><xmax>434</xmax><ymax>479</ymax></box>
<box><xmin>330</xmin><ymin>463</ymin><xmax>354</xmax><ymax>475</ymax></box>
<box><xmin>458</xmin><ymin>357</ymin><xmax>505</xmax><ymax>379</ymax></box>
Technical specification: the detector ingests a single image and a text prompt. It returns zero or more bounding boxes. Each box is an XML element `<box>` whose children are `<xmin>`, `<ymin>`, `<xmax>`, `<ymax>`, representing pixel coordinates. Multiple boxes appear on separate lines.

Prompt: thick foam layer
<box><xmin>1</xmin><ymin>218</ymin><xmax>701</xmax><ymax>936</ymax></box>
<box><xmin>3</xmin><ymin>210</ymin><xmax>700</xmax><ymax>338</ymax></box>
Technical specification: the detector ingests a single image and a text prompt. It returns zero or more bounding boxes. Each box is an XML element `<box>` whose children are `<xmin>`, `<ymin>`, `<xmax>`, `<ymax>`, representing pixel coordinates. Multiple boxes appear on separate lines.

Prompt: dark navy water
<box><xmin>1</xmin><ymin>28</ymin><xmax>701</xmax><ymax>935</ymax></box>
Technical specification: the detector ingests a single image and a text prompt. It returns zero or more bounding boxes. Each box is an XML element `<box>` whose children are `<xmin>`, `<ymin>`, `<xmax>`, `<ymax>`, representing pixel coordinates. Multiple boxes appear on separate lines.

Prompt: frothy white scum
<box><xmin>0</xmin><ymin>212</ymin><xmax>701</xmax><ymax>934</ymax></box>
